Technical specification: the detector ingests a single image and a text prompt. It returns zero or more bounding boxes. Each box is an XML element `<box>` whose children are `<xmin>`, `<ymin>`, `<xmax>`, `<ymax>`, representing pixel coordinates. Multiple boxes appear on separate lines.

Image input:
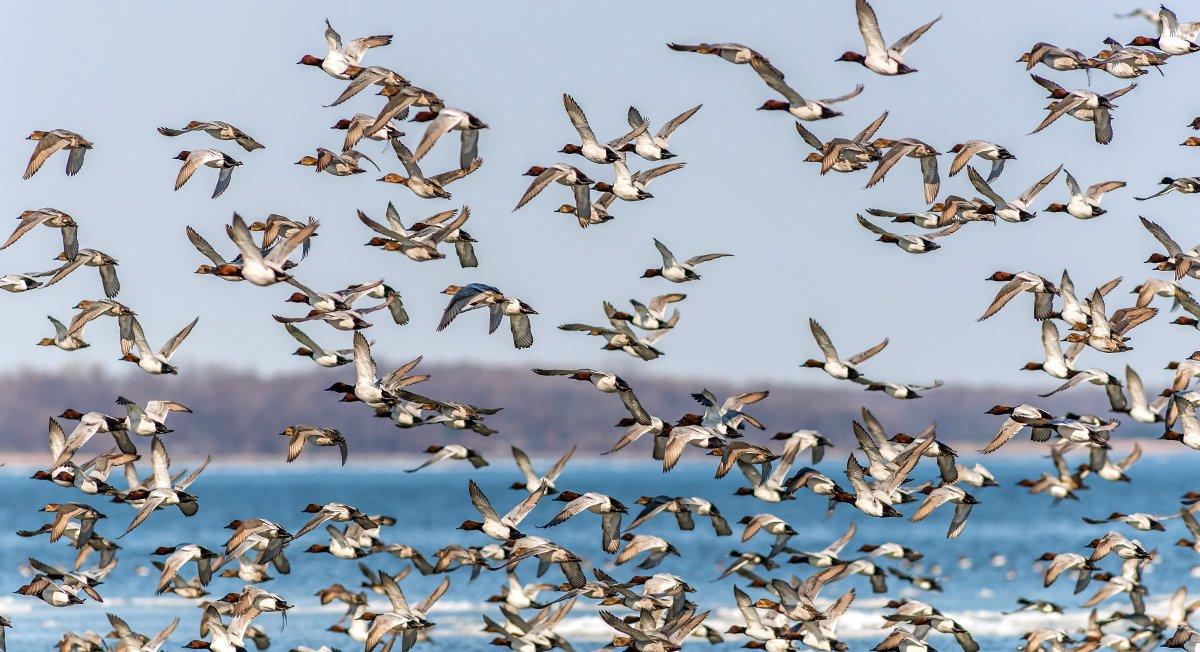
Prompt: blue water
<box><xmin>1</xmin><ymin>456</ymin><xmax>1193</xmax><ymax>650</ymax></box>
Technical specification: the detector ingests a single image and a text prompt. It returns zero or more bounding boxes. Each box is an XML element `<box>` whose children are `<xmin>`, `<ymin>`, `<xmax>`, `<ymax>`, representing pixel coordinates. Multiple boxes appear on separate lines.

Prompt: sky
<box><xmin>1</xmin><ymin>1</ymin><xmax>1197</xmax><ymax>390</ymax></box>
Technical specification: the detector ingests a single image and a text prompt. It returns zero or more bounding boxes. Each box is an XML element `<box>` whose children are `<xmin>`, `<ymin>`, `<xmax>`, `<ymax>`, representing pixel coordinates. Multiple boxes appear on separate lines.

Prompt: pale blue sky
<box><xmin>1</xmin><ymin>1</ymin><xmax>1196</xmax><ymax>388</ymax></box>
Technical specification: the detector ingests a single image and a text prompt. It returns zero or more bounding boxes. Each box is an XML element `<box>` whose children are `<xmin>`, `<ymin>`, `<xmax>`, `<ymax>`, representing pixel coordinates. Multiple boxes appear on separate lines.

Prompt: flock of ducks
<box><xmin>10</xmin><ymin>3</ymin><xmax>1200</xmax><ymax>652</ymax></box>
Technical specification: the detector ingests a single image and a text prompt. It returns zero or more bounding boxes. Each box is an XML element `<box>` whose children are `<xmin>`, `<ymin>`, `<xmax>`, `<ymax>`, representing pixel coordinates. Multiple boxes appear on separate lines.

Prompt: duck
<box><xmin>173</xmin><ymin>149</ymin><xmax>242</xmax><ymax>198</ymax></box>
<box><xmin>532</xmin><ymin>369</ymin><xmax>652</xmax><ymax>425</ymax></box>
<box><xmin>666</xmin><ymin>42</ymin><xmax>767</xmax><ymax>65</ymax></box>
<box><xmin>832</xmin><ymin>439</ymin><xmax>932</xmax><ymax>518</ymax></box>
<box><xmin>795</xmin><ymin>111</ymin><xmax>888</xmax><ymax>174</ymax></box>
<box><xmin>733</xmin><ymin>451</ymin><xmax>799</xmax><ymax>503</ymax></box>
<box><xmin>865</xmin><ymin>380</ymin><xmax>943</xmax><ymax>400</ymax></box>
<box><xmin>410</xmin><ymin>107</ymin><xmax>488</xmax><ymax>169</ymax></box>
<box><xmin>158</xmin><ymin>121</ymin><xmax>263</xmax><ymax>151</ymax></box>
<box><xmin>1045</xmin><ymin>170</ymin><xmax>1125</xmax><ymax>218</ymax></box>
<box><xmin>38</xmin><ymin>315</ymin><xmax>89</xmax><ymax>351</ymax></box>
<box><xmin>325</xmin><ymin>64</ymin><xmax>409</xmax><ymax>107</ymax></box>
<box><xmin>1135</xmin><ymin>176</ymin><xmax>1200</xmax><ymax>200</ymax></box>
<box><xmin>225</xmin><ymin>213</ymin><xmax>318</xmax><ymax>285</ymax></box>
<box><xmin>116</xmin><ymin>396</ymin><xmax>190</xmax><ymax>436</ymax></box>
<box><xmin>460</xmin><ymin>479</ymin><xmax>545</xmax><ymax>541</ymax></box>
<box><xmin>802</xmin><ymin>318</ymin><xmax>887</xmax><ymax>382</ymax></box>
<box><xmin>0</xmin><ymin>272</ymin><xmax>51</xmax><ymax>293</ymax></box>
<box><xmin>789</xmin><ymin>522</ymin><xmax>857</xmax><ymax>567</ymax></box>
<box><xmin>45</xmin><ymin>248</ymin><xmax>121</xmax><ymax>297</ymax></box>
<box><xmin>14</xmin><ymin>575</ymin><xmax>88</xmax><ymax>607</ymax></box>
<box><xmin>1022</xmin><ymin>321</ymin><xmax>1084</xmax><ymax>379</ymax></box>
<box><xmin>280</xmin><ymin>425</ymin><xmax>348</xmax><ymax>465</ymax></box>
<box><xmin>360</xmin><ymin>204</ymin><xmax>471</xmax><ymax>263</ymax></box>
<box><xmin>615</xmin><ymin>534</ymin><xmax>680</xmax><ymax>569</ymax></box>
<box><xmin>978</xmin><ymin>270</ymin><xmax>1057</xmax><ymax>321</ymax></box>
<box><xmin>116</xmin><ymin>436</ymin><xmax>208</xmax><ymax>538</ymax></box>
<box><xmin>284</xmin><ymin>324</ymin><xmax>353</xmax><ymax>367</ymax></box>
<box><xmin>508</xmin><ymin>445</ymin><xmax>574</xmax><ymax>495</ymax></box>
<box><xmin>772</xmin><ymin>430</ymin><xmax>834</xmax><ymax>464</ymax></box>
<box><xmin>331</xmin><ymin>113</ymin><xmax>404</xmax><ymax>150</ymax></box>
<box><xmin>980</xmin><ymin>404</ymin><xmax>1058</xmax><ymax>453</ymax></box>
<box><xmin>1127</xmin><ymin>6</ymin><xmax>1200</xmax><ymax>55</ymax></box>
<box><xmin>910</xmin><ymin>485</ymin><xmax>978</xmax><ymax>539</ymax></box>
<box><xmin>297</xmin><ymin>19</ymin><xmax>392</xmax><ymax>79</ymax></box>
<box><xmin>1018</xmin><ymin>42</ymin><xmax>1094</xmax><ymax>74</ymax></box>
<box><xmin>295</xmin><ymin>148</ymin><xmax>379</xmax><ymax>176</ymax></box>
<box><xmin>119</xmin><ymin>315</ymin><xmax>199</xmax><ymax>375</ymax></box>
<box><xmin>1063</xmin><ymin>289</ymin><xmax>1156</xmax><ymax>353</ymax></box>
<box><xmin>152</xmin><ymin>544</ymin><xmax>219</xmax><ymax>594</ymax></box>
<box><xmin>513</xmin><ymin>164</ymin><xmax>594</xmax><ymax>219</ymax></box>
<box><xmin>406</xmin><ymin>444</ymin><xmax>489</xmax><ymax>472</ymax></box>
<box><xmin>609</xmin><ymin>294</ymin><xmax>685</xmax><ymax>331</ymax></box>
<box><xmin>305</xmin><ymin>525</ymin><xmax>371</xmax><ymax>559</ymax></box>
<box><xmin>642</xmin><ymin>238</ymin><xmax>731</xmax><ymax>282</ymax></box>
<box><xmin>965</xmin><ymin>164</ymin><xmax>1061</xmax><ymax>222</ymax></box>
<box><xmin>2</xmin><ymin>207</ymin><xmax>78</xmax><ymax>257</ymax></box>
<box><xmin>623</xmin><ymin>104</ymin><xmax>701</xmax><ymax>160</ymax></box>
<box><xmin>293</xmin><ymin>502</ymin><xmax>377</xmax><ymax>541</ymax></box>
<box><xmin>837</xmin><ymin>0</ymin><xmax>941</xmax><ymax>75</ymax></box>
<box><xmin>855</xmin><ymin>214</ymin><xmax>960</xmax><ymax>254</ymax></box>
<box><xmin>625</xmin><ymin>495</ymin><xmax>731</xmax><ymax>535</ymax></box>
<box><xmin>364</xmin><ymin>82</ymin><xmax>445</xmax><ymax>138</ymax></box>
<box><xmin>282</xmin><ymin>278</ymin><xmax>382</xmax><ymax>314</ymax></box>
<box><xmin>378</xmin><ymin>137</ymin><xmax>482</xmax><ymax>199</ymax></box>
<box><xmin>593</xmin><ymin>160</ymin><xmax>685</xmax><ymax>203</ymax></box>
<box><xmin>23</xmin><ymin>129</ymin><xmax>92</xmax><ymax>179</ymax></box>
<box><xmin>63</xmin><ymin>299</ymin><xmax>135</xmax><ymax>339</ymax></box>
<box><xmin>1029</xmin><ymin>75</ymin><xmax>1137</xmax><ymax>145</ymax></box>
<box><xmin>752</xmin><ymin>55</ymin><xmax>863</xmax><ymax>120</ymax></box>
<box><xmin>560</xmin><ymin>93</ymin><xmax>646</xmax><ymax>164</ymax></box>
<box><xmin>864</xmin><ymin>138</ymin><xmax>940</xmax><ymax>203</ymax></box>
<box><xmin>542</xmin><ymin>491</ymin><xmax>628</xmax><ymax>553</ymax></box>
<box><xmin>947</xmin><ymin>140</ymin><xmax>1016</xmax><ymax>181</ymax></box>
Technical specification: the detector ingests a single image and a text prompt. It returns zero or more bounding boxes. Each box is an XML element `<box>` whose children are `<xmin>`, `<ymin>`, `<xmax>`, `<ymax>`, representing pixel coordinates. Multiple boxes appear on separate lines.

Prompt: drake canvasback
<box><xmin>298</xmin><ymin>20</ymin><xmax>392</xmax><ymax>79</ymax></box>
<box><xmin>1045</xmin><ymin>170</ymin><xmax>1124</xmax><ymax>218</ymax></box>
<box><xmin>965</xmin><ymin>164</ymin><xmax>1061</xmax><ymax>222</ymax></box>
<box><xmin>752</xmin><ymin>55</ymin><xmax>863</xmax><ymax>121</ymax></box>
<box><xmin>947</xmin><ymin>140</ymin><xmax>1015</xmax><ymax>181</ymax></box>
<box><xmin>173</xmin><ymin>149</ymin><xmax>242</xmax><ymax>198</ymax></box>
<box><xmin>560</xmin><ymin>93</ymin><xmax>647</xmax><ymax>164</ymax></box>
<box><xmin>410</xmin><ymin>107</ymin><xmax>487</xmax><ymax>169</ymax></box>
<box><xmin>856</xmin><ymin>214</ymin><xmax>960</xmax><ymax>254</ymax></box>
<box><xmin>837</xmin><ymin>0</ymin><xmax>941</xmax><ymax>75</ymax></box>
<box><xmin>1136</xmin><ymin>176</ymin><xmax>1200</xmax><ymax>200</ymax></box>
<box><xmin>624</xmin><ymin>104</ymin><xmax>701</xmax><ymax>160</ymax></box>
<box><xmin>642</xmin><ymin>238</ymin><xmax>731</xmax><ymax>282</ymax></box>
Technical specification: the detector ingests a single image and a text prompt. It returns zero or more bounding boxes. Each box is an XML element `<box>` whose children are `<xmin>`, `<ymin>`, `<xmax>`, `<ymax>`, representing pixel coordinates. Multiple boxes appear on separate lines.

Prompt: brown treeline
<box><xmin>0</xmin><ymin>363</ymin><xmax>1150</xmax><ymax>459</ymax></box>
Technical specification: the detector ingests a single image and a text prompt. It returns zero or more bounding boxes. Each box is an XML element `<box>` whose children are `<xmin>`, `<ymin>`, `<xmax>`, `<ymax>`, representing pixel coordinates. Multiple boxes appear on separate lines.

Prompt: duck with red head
<box><xmin>299</xmin><ymin>20</ymin><xmax>392</xmax><ymax>79</ymax></box>
<box><xmin>836</xmin><ymin>0</ymin><xmax>939</xmax><ymax>75</ymax></box>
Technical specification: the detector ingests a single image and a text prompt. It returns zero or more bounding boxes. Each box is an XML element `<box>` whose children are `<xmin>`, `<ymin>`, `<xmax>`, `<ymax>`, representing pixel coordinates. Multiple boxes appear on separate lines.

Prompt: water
<box><xmin>1</xmin><ymin>456</ymin><xmax>1193</xmax><ymax>650</ymax></box>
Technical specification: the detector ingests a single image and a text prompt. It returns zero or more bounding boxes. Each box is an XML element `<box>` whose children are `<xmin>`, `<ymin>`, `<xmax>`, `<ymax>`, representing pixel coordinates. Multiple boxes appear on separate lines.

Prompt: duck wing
<box><xmin>562</xmin><ymin>94</ymin><xmax>599</xmax><ymax>146</ymax></box>
<box><xmin>865</xmin><ymin>142</ymin><xmax>918</xmax><ymax>188</ymax></box>
<box><xmin>750</xmin><ymin>56</ymin><xmax>806</xmax><ymax>105</ymax></box>
<box><xmin>890</xmin><ymin>13</ymin><xmax>942</xmax><ymax>56</ymax></box>
<box><xmin>431</xmin><ymin>157</ymin><xmax>483</xmax><ymax>186</ymax></box>
<box><xmin>1017</xmin><ymin>165</ymin><xmax>1063</xmax><ymax>206</ymax></box>
<box><xmin>658</xmin><ymin>104</ymin><xmax>702</xmax><ymax>140</ymax></box>
<box><xmin>23</xmin><ymin>133</ymin><xmax>71</xmax><ymax>179</ymax></box>
<box><xmin>186</xmin><ymin>227</ymin><xmax>228</xmax><ymax>265</ymax></box>
<box><xmin>854</xmin><ymin>0</ymin><xmax>889</xmax><ymax>59</ymax></box>
<box><xmin>413</xmin><ymin>111</ymin><xmax>461</xmax><ymax>162</ymax></box>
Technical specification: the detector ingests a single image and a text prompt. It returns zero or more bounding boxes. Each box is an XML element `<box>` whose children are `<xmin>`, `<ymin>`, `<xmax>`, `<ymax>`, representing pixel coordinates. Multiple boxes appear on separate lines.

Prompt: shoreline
<box><xmin>0</xmin><ymin>437</ymin><xmax>1174</xmax><ymax>469</ymax></box>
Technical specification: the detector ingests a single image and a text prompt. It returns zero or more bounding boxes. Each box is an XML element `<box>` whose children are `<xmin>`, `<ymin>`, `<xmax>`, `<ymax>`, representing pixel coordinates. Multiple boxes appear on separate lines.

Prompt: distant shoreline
<box><xmin>0</xmin><ymin>437</ymin><xmax>1169</xmax><ymax>469</ymax></box>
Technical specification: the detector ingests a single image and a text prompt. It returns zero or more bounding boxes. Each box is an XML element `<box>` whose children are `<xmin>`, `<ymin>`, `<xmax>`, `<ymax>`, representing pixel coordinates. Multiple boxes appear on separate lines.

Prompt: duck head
<box><xmin>558</xmin><ymin>144</ymin><xmax>583</xmax><ymax>155</ymax></box>
<box><xmin>757</xmin><ymin>99</ymin><xmax>791</xmax><ymax>112</ymax></box>
<box><xmin>377</xmin><ymin>173</ymin><xmax>409</xmax><ymax>186</ymax></box>
<box><xmin>835</xmin><ymin>51</ymin><xmax>866</xmax><ymax>64</ymax></box>
<box><xmin>173</xmin><ymin>151</ymin><xmax>192</xmax><ymax>161</ymax></box>
<box><xmin>297</xmin><ymin>54</ymin><xmax>324</xmax><ymax>66</ymax></box>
